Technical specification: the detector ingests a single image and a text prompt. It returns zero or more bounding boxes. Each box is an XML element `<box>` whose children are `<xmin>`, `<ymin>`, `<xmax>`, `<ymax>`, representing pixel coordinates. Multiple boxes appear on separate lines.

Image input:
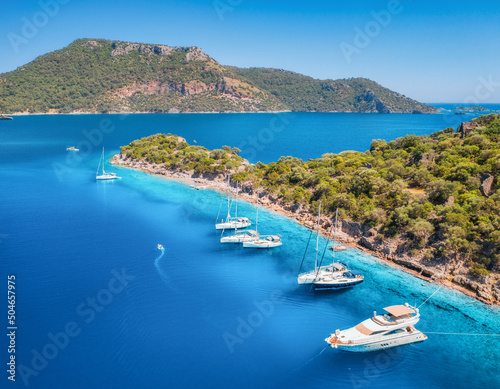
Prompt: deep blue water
<box><xmin>1</xmin><ymin>113</ymin><xmax>499</xmax><ymax>389</ymax></box>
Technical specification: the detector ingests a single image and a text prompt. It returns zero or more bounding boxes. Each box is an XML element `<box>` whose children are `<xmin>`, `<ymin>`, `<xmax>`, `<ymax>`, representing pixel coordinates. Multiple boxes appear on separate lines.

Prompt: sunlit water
<box><xmin>1</xmin><ymin>113</ymin><xmax>498</xmax><ymax>388</ymax></box>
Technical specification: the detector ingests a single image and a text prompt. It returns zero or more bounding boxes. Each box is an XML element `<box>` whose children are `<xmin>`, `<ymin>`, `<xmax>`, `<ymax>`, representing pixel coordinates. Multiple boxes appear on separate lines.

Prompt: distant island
<box><xmin>453</xmin><ymin>106</ymin><xmax>498</xmax><ymax>113</ymax></box>
<box><xmin>0</xmin><ymin>38</ymin><xmax>437</xmax><ymax>115</ymax></box>
<box><xmin>112</xmin><ymin>114</ymin><xmax>500</xmax><ymax>305</ymax></box>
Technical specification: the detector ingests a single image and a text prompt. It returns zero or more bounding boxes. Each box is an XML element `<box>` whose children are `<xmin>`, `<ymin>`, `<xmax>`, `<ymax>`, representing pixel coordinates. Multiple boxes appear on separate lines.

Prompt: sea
<box><xmin>1</xmin><ymin>111</ymin><xmax>499</xmax><ymax>389</ymax></box>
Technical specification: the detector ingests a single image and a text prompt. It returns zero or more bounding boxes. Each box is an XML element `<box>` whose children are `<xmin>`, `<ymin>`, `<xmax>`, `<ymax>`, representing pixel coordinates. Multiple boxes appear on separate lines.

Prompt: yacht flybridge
<box><xmin>325</xmin><ymin>303</ymin><xmax>427</xmax><ymax>352</ymax></box>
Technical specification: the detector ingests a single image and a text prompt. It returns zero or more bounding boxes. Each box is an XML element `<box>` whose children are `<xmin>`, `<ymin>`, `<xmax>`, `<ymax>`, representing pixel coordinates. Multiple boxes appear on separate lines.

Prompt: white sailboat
<box><xmin>221</xmin><ymin>183</ymin><xmax>260</xmax><ymax>243</ymax></box>
<box><xmin>297</xmin><ymin>201</ymin><xmax>328</xmax><ymax>284</ymax></box>
<box><xmin>242</xmin><ymin>188</ymin><xmax>282</xmax><ymax>249</ymax></box>
<box><xmin>215</xmin><ymin>177</ymin><xmax>251</xmax><ymax>230</ymax></box>
<box><xmin>325</xmin><ymin>303</ymin><xmax>427</xmax><ymax>352</ymax></box>
<box><xmin>96</xmin><ymin>148</ymin><xmax>120</xmax><ymax>180</ymax></box>
<box><xmin>297</xmin><ymin>207</ymin><xmax>363</xmax><ymax>289</ymax></box>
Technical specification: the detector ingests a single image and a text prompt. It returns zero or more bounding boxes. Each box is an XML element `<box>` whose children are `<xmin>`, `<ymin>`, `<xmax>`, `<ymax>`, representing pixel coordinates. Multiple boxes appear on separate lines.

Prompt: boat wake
<box><xmin>154</xmin><ymin>247</ymin><xmax>180</xmax><ymax>294</ymax></box>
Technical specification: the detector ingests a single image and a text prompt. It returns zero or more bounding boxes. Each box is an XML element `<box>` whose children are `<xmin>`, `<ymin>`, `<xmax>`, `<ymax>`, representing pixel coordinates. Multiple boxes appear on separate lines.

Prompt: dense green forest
<box><xmin>0</xmin><ymin>38</ymin><xmax>435</xmax><ymax>114</ymax></box>
<box><xmin>119</xmin><ymin>115</ymin><xmax>500</xmax><ymax>280</ymax></box>
<box><xmin>230</xmin><ymin>67</ymin><xmax>436</xmax><ymax>113</ymax></box>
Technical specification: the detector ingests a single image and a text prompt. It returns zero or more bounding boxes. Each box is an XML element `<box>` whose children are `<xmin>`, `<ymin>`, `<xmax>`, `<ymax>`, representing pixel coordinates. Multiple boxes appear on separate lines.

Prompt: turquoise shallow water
<box><xmin>1</xmin><ymin>113</ymin><xmax>499</xmax><ymax>388</ymax></box>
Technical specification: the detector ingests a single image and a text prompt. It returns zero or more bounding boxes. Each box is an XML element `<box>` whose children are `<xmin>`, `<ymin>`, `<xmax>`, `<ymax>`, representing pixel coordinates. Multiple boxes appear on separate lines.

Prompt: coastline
<box><xmin>111</xmin><ymin>153</ymin><xmax>499</xmax><ymax>306</ymax></box>
<box><xmin>6</xmin><ymin>109</ymin><xmax>438</xmax><ymax>116</ymax></box>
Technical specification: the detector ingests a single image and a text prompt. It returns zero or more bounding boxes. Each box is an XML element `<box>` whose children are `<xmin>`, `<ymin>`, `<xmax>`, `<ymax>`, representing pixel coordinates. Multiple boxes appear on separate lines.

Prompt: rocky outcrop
<box><xmin>109</xmin><ymin>42</ymin><xmax>214</xmax><ymax>62</ymax></box>
<box><xmin>111</xmin><ymin>42</ymin><xmax>176</xmax><ymax>57</ymax></box>
<box><xmin>111</xmin><ymin>77</ymin><xmax>261</xmax><ymax>102</ymax></box>
<box><xmin>82</xmin><ymin>40</ymin><xmax>100</xmax><ymax>48</ymax></box>
<box><xmin>112</xmin><ymin>80</ymin><xmax>217</xmax><ymax>98</ymax></box>
<box><xmin>186</xmin><ymin>47</ymin><xmax>210</xmax><ymax>61</ymax></box>
<box><xmin>480</xmin><ymin>173</ymin><xmax>495</xmax><ymax>197</ymax></box>
<box><xmin>457</xmin><ymin>121</ymin><xmax>479</xmax><ymax>138</ymax></box>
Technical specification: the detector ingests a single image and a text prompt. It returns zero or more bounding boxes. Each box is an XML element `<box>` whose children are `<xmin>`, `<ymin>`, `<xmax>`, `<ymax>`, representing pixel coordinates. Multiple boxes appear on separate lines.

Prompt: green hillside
<box><xmin>0</xmin><ymin>38</ymin><xmax>436</xmax><ymax>114</ymax></box>
<box><xmin>231</xmin><ymin>68</ymin><xmax>436</xmax><ymax>113</ymax></box>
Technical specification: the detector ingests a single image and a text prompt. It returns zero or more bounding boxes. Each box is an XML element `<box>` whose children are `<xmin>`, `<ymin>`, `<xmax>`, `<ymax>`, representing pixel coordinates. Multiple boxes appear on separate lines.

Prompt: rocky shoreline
<box><xmin>111</xmin><ymin>153</ymin><xmax>500</xmax><ymax>306</ymax></box>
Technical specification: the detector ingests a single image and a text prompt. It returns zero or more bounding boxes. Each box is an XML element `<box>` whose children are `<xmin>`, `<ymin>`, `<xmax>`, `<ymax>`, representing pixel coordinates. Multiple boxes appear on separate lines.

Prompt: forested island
<box><xmin>112</xmin><ymin>114</ymin><xmax>500</xmax><ymax>304</ymax></box>
<box><xmin>0</xmin><ymin>38</ymin><xmax>436</xmax><ymax>114</ymax></box>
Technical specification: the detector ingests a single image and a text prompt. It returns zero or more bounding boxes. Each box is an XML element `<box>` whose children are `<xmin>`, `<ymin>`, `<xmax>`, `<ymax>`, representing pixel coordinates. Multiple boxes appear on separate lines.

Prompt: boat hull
<box><xmin>96</xmin><ymin>176</ymin><xmax>120</xmax><ymax>180</ymax></box>
<box><xmin>215</xmin><ymin>221</ymin><xmax>251</xmax><ymax>230</ymax></box>
<box><xmin>330</xmin><ymin>331</ymin><xmax>427</xmax><ymax>352</ymax></box>
<box><xmin>314</xmin><ymin>278</ymin><xmax>363</xmax><ymax>290</ymax></box>
<box><xmin>243</xmin><ymin>237</ymin><xmax>282</xmax><ymax>248</ymax></box>
<box><xmin>220</xmin><ymin>233</ymin><xmax>258</xmax><ymax>243</ymax></box>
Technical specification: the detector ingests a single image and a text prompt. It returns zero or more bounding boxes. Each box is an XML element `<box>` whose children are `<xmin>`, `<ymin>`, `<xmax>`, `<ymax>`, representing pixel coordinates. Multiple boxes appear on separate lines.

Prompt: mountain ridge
<box><xmin>0</xmin><ymin>38</ymin><xmax>437</xmax><ymax>114</ymax></box>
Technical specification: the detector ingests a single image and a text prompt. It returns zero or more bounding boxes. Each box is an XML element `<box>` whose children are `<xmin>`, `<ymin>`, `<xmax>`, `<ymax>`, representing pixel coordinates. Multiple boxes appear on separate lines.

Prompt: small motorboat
<box><xmin>66</xmin><ymin>146</ymin><xmax>79</xmax><ymax>151</ymax></box>
<box><xmin>157</xmin><ymin>244</ymin><xmax>164</xmax><ymax>250</ymax></box>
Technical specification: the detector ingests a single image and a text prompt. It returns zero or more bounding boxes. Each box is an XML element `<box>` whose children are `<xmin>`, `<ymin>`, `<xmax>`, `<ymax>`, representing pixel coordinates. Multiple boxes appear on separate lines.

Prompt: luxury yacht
<box><xmin>325</xmin><ymin>303</ymin><xmax>427</xmax><ymax>352</ymax></box>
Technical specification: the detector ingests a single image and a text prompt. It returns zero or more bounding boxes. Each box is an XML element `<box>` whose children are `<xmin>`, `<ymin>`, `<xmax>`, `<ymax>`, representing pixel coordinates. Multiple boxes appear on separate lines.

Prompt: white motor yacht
<box><xmin>325</xmin><ymin>303</ymin><xmax>427</xmax><ymax>352</ymax></box>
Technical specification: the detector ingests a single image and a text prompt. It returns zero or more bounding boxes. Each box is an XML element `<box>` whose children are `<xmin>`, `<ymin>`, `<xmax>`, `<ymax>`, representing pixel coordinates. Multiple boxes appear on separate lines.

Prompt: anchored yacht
<box><xmin>220</xmin><ymin>229</ymin><xmax>259</xmax><ymax>243</ymax></box>
<box><xmin>325</xmin><ymin>303</ymin><xmax>427</xmax><ymax>352</ymax></box>
<box><xmin>243</xmin><ymin>234</ymin><xmax>282</xmax><ymax>248</ymax></box>
<box><xmin>215</xmin><ymin>178</ymin><xmax>251</xmax><ymax>230</ymax></box>
<box><xmin>298</xmin><ymin>207</ymin><xmax>363</xmax><ymax>290</ymax></box>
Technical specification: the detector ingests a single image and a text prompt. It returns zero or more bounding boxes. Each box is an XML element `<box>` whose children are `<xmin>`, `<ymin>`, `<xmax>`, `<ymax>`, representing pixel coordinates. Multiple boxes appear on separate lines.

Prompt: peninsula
<box><xmin>0</xmin><ymin>38</ymin><xmax>436</xmax><ymax>115</ymax></box>
<box><xmin>112</xmin><ymin>114</ymin><xmax>500</xmax><ymax>305</ymax></box>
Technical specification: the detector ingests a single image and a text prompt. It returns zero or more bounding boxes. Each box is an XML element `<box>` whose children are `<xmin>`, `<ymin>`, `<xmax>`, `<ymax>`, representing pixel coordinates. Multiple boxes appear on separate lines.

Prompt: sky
<box><xmin>1</xmin><ymin>0</ymin><xmax>499</xmax><ymax>103</ymax></box>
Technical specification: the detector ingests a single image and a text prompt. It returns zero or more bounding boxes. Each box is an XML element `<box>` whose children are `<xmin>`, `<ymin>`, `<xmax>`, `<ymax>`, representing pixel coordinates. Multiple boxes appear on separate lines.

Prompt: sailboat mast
<box><xmin>101</xmin><ymin>148</ymin><xmax>106</xmax><ymax>175</ymax></box>
<box><xmin>235</xmin><ymin>181</ymin><xmax>238</xmax><ymax>217</ymax></box>
<box><xmin>226</xmin><ymin>174</ymin><xmax>231</xmax><ymax>220</ymax></box>
<box><xmin>331</xmin><ymin>208</ymin><xmax>338</xmax><ymax>273</ymax></box>
<box><xmin>315</xmin><ymin>201</ymin><xmax>321</xmax><ymax>271</ymax></box>
<box><xmin>255</xmin><ymin>187</ymin><xmax>259</xmax><ymax>233</ymax></box>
